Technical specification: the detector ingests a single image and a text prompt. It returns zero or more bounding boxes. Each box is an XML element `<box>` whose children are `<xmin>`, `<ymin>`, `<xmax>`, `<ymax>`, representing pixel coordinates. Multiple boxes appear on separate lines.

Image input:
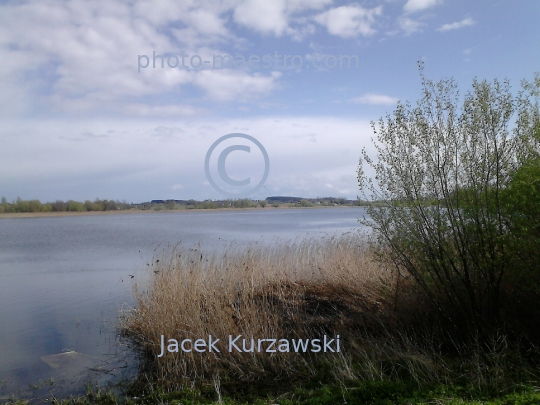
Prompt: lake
<box><xmin>0</xmin><ymin>207</ymin><xmax>367</xmax><ymax>398</ymax></box>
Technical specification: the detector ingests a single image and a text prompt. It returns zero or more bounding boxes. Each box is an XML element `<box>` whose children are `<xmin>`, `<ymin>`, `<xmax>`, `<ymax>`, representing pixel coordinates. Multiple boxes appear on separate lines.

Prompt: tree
<box><xmin>357</xmin><ymin>63</ymin><xmax>540</xmax><ymax>339</ymax></box>
<box><xmin>27</xmin><ymin>199</ymin><xmax>42</xmax><ymax>212</ymax></box>
<box><xmin>52</xmin><ymin>200</ymin><xmax>67</xmax><ymax>212</ymax></box>
<box><xmin>67</xmin><ymin>200</ymin><xmax>85</xmax><ymax>212</ymax></box>
<box><xmin>499</xmin><ymin>156</ymin><xmax>540</xmax><ymax>294</ymax></box>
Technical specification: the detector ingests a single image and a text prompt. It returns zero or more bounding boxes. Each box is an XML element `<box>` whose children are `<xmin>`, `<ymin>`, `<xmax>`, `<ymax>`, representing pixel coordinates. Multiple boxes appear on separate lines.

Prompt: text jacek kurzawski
<box><xmin>158</xmin><ymin>335</ymin><xmax>340</xmax><ymax>357</ymax></box>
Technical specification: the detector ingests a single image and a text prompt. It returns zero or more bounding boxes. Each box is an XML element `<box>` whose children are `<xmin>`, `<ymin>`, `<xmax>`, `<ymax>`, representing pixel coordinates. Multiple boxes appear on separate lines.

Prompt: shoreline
<box><xmin>0</xmin><ymin>205</ymin><xmax>364</xmax><ymax>219</ymax></box>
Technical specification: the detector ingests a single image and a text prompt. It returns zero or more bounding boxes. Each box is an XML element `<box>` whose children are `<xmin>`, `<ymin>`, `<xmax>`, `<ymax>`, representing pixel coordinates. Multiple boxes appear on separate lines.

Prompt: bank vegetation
<box><xmin>118</xmin><ymin>67</ymin><xmax>540</xmax><ymax>404</ymax></box>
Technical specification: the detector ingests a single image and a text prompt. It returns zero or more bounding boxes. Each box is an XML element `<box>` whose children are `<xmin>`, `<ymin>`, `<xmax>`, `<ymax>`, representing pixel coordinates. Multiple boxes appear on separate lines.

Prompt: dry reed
<box><xmin>121</xmin><ymin>233</ymin><xmax>536</xmax><ymax>396</ymax></box>
<box><xmin>122</xmin><ymin>234</ymin><xmax>393</xmax><ymax>387</ymax></box>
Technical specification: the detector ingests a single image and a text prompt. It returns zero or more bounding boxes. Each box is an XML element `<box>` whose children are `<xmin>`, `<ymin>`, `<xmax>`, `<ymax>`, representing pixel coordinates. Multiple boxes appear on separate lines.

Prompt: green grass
<box><xmin>12</xmin><ymin>380</ymin><xmax>537</xmax><ymax>405</ymax></box>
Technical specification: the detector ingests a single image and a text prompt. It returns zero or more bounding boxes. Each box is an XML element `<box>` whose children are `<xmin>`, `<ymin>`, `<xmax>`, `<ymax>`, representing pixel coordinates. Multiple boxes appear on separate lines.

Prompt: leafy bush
<box><xmin>358</xmin><ymin>64</ymin><xmax>540</xmax><ymax>340</ymax></box>
<box><xmin>66</xmin><ymin>200</ymin><xmax>85</xmax><ymax>211</ymax></box>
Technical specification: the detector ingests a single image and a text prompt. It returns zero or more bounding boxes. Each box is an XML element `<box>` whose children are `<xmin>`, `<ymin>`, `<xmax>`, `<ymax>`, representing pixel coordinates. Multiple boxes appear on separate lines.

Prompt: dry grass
<box><xmin>120</xmin><ymin>233</ymin><xmax>538</xmax><ymax>397</ymax></box>
<box><xmin>122</xmin><ymin>234</ymin><xmax>393</xmax><ymax>387</ymax></box>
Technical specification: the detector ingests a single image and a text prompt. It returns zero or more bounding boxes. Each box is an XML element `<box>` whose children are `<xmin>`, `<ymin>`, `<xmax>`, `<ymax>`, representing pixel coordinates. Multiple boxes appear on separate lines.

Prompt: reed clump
<box><xmin>121</xmin><ymin>234</ymin><xmax>538</xmax><ymax>399</ymax></box>
<box><xmin>122</xmin><ymin>235</ymin><xmax>386</xmax><ymax>387</ymax></box>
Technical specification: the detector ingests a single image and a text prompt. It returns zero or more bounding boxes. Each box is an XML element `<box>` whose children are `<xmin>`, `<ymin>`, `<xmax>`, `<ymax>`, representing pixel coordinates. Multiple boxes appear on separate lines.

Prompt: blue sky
<box><xmin>0</xmin><ymin>0</ymin><xmax>539</xmax><ymax>202</ymax></box>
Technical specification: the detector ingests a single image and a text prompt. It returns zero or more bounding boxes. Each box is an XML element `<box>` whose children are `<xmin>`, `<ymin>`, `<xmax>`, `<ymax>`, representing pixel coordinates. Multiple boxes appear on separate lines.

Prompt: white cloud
<box><xmin>403</xmin><ymin>0</ymin><xmax>443</xmax><ymax>13</ymax></box>
<box><xmin>232</xmin><ymin>0</ymin><xmax>331</xmax><ymax>37</ymax></box>
<box><xmin>314</xmin><ymin>5</ymin><xmax>383</xmax><ymax>38</ymax></box>
<box><xmin>351</xmin><ymin>93</ymin><xmax>399</xmax><ymax>105</ymax></box>
<box><xmin>233</xmin><ymin>0</ymin><xmax>289</xmax><ymax>36</ymax></box>
<box><xmin>398</xmin><ymin>16</ymin><xmax>424</xmax><ymax>34</ymax></box>
<box><xmin>193</xmin><ymin>70</ymin><xmax>282</xmax><ymax>101</ymax></box>
<box><xmin>0</xmin><ymin>0</ymin><xmax>194</xmax><ymax>116</ymax></box>
<box><xmin>185</xmin><ymin>9</ymin><xmax>229</xmax><ymax>37</ymax></box>
<box><xmin>122</xmin><ymin>104</ymin><xmax>200</xmax><ymax>117</ymax></box>
<box><xmin>0</xmin><ymin>116</ymin><xmax>372</xmax><ymax>201</ymax></box>
<box><xmin>153</xmin><ymin>126</ymin><xmax>185</xmax><ymax>139</ymax></box>
<box><xmin>397</xmin><ymin>0</ymin><xmax>442</xmax><ymax>35</ymax></box>
<box><xmin>0</xmin><ymin>0</ymin><xmax>298</xmax><ymax>118</ymax></box>
<box><xmin>437</xmin><ymin>17</ymin><xmax>475</xmax><ymax>32</ymax></box>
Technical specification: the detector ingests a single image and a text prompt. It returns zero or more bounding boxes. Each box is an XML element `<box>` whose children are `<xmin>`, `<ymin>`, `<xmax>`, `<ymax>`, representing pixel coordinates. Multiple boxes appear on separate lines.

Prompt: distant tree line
<box><xmin>140</xmin><ymin>196</ymin><xmax>367</xmax><ymax>210</ymax></box>
<box><xmin>0</xmin><ymin>197</ymin><xmax>130</xmax><ymax>213</ymax></box>
<box><xmin>142</xmin><ymin>198</ymin><xmax>262</xmax><ymax>210</ymax></box>
<box><xmin>266</xmin><ymin>196</ymin><xmax>360</xmax><ymax>205</ymax></box>
<box><xmin>0</xmin><ymin>196</ymin><xmax>368</xmax><ymax>214</ymax></box>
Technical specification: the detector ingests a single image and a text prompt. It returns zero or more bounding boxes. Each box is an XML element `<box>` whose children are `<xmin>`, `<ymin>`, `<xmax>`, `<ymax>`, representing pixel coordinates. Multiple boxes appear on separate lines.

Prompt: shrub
<box><xmin>200</xmin><ymin>201</ymin><xmax>217</xmax><ymax>209</ymax></box>
<box><xmin>52</xmin><ymin>200</ymin><xmax>67</xmax><ymax>212</ymax></box>
<box><xmin>66</xmin><ymin>200</ymin><xmax>85</xmax><ymax>212</ymax></box>
<box><xmin>41</xmin><ymin>203</ymin><xmax>53</xmax><ymax>212</ymax></box>
<box><xmin>233</xmin><ymin>198</ymin><xmax>254</xmax><ymax>208</ymax></box>
<box><xmin>358</xmin><ymin>64</ymin><xmax>540</xmax><ymax>340</ymax></box>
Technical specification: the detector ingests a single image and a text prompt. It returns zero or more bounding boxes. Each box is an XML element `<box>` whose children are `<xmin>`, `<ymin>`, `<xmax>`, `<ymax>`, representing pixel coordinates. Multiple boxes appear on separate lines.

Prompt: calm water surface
<box><xmin>0</xmin><ymin>207</ymin><xmax>366</xmax><ymax>397</ymax></box>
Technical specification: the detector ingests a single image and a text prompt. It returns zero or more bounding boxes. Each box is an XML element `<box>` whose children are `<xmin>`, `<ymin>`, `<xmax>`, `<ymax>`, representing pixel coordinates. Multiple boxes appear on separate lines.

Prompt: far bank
<box><xmin>0</xmin><ymin>204</ymin><xmax>365</xmax><ymax>219</ymax></box>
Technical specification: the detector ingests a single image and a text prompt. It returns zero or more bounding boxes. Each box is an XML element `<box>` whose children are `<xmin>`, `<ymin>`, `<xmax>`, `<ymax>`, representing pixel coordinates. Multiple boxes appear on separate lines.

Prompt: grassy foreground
<box><xmin>10</xmin><ymin>235</ymin><xmax>537</xmax><ymax>404</ymax></box>
<box><xmin>111</xmin><ymin>235</ymin><xmax>540</xmax><ymax>404</ymax></box>
<box><xmin>35</xmin><ymin>381</ymin><xmax>540</xmax><ymax>404</ymax></box>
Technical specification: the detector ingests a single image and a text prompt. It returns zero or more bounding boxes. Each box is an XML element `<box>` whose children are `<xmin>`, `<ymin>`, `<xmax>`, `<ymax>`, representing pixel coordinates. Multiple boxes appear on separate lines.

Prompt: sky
<box><xmin>0</xmin><ymin>0</ymin><xmax>539</xmax><ymax>203</ymax></box>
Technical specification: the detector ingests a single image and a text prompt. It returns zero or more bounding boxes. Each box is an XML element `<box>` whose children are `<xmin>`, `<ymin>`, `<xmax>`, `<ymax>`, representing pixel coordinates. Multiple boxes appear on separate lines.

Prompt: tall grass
<box><xmin>122</xmin><ymin>235</ymin><xmax>384</xmax><ymax>387</ymax></box>
<box><xmin>121</xmin><ymin>234</ymin><xmax>538</xmax><ymax>398</ymax></box>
